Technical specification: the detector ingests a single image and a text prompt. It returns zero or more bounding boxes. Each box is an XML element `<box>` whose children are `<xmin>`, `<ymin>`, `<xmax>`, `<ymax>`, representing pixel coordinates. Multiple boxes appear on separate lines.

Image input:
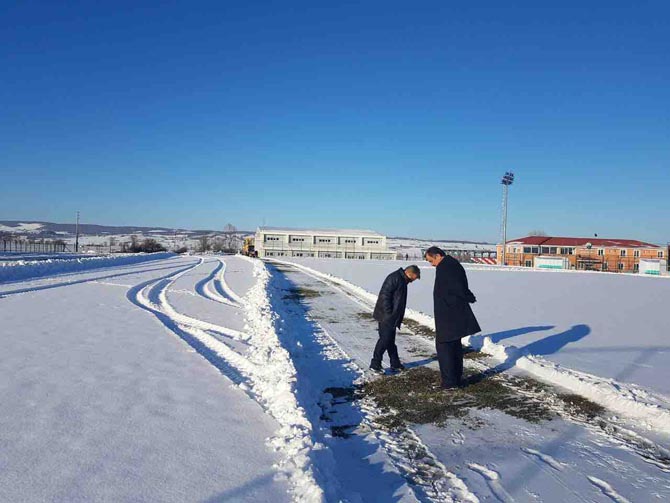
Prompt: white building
<box><xmin>255</xmin><ymin>227</ymin><xmax>396</xmax><ymax>260</ymax></box>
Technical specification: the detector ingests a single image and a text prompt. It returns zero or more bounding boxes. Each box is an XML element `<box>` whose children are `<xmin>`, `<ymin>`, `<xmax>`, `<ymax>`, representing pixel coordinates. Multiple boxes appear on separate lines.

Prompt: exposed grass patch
<box><xmin>269</xmin><ymin>264</ymin><xmax>296</xmax><ymax>273</ymax></box>
<box><xmin>356</xmin><ymin>312</ymin><xmax>374</xmax><ymax>321</ymax></box>
<box><xmin>557</xmin><ymin>393</ymin><xmax>606</xmax><ymax>419</ymax></box>
<box><xmin>282</xmin><ymin>287</ymin><xmax>324</xmax><ymax>301</ymax></box>
<box><xmin>324</xmin><ymin>386</ymin><xmax>357</xmax><ymax>400</ymax></box>
<box><xmin>361</xmin><ymin>367</ymin><xmax>554</xmax><ymax>430</ymax></box>
<box><xmin>463</xmin><ymin>348</ymin><xmax>488</xmax><ymax>360</ymax></box>
<box><xmin>402</xmin><ymin>318</ymin><xmax>436</xmax><ymax>338</ymax></box>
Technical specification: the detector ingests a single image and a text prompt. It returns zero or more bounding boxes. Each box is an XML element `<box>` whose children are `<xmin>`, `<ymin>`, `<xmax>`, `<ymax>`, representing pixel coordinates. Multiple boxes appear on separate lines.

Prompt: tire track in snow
<box><xmin>0</xmin><ymin>261</ymin><xmax>189</xmax><ymax>298</ymax></box>
<box><xmin>213</xmin><ymin>257</ymin><xmax>245</xmax><ymax>305</ymax></box>
<box><xmin>144</xmin><ymin>257</ymin><xmax>247</xmax><ymax>340</ymax></box>
<box><xmin>127</xmin><ymin>257</ymin><xmax>327</xmax><ymax>502</ymax></box>
<box><xmin>193</xmin><ymin>258</ymin><xmax>240</xmax><ymax>307</ymax></box>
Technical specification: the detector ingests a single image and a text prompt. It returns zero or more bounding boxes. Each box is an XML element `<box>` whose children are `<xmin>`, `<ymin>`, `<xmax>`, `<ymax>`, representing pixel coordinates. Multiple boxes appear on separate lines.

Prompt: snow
<box><xmin>0</xmin><ymin>222</ymin><xmax>44</xmax><ymax>233</ymax></box>
<box><xmin>0</xmin><ymin>256</ymin><xmax>290</xmax><ymax>502</ymax></box>
<box><xmin>274</xmin><ymin>258</ymin><xmax>670</xmax><ymax>434</ymax></box>
<box><xmin>266</xmin><ymin>259</ymin><xmax>670</xmax><ymax>502</ymax></box>
<box><xmin>4</xmin><ymin>250</ymin><xmax>669</xmax><ymax>501</ymax></box>
<box><xmin>0</xmin><ymin>252</ymin><xmax>175</xmax><ymax>284</ymax></box>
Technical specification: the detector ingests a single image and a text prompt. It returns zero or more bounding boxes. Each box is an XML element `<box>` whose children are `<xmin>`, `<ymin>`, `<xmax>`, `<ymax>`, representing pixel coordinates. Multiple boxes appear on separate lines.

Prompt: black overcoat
<box><xmin>433</xmin><ymin>256</ymin><xmax>481</xmax><ymax>342</ymax></box>
<box><xmin>372</xmin><ymin>268</ymin><xmax>408</xmax><ymax>328</ymax></box>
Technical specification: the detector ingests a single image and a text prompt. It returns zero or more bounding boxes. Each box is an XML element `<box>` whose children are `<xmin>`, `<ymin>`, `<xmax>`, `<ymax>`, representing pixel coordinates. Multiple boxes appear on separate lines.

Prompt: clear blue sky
<box><xmin>2</xmin><ymin>1</ymin><xmax>668</xmax><ymax>243</ymax></box>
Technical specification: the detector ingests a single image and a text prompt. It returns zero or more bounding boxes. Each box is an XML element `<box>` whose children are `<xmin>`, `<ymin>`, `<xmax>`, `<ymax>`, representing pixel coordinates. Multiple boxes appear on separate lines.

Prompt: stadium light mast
<box><xmin>75</xmin><ymin>211</ymin><xmax>80</xmax><ymax>253</ymax></box>
<box><xmin>500</xmin><ymin>171</ymin><xmax>515</xmax><ymax>266</ymax></box>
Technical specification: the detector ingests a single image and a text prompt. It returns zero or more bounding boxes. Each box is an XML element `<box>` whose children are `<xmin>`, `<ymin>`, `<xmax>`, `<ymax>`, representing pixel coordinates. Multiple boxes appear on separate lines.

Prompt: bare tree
<box><xmin>198</xmin><ymin>235</ymin><xmax>211</xmax><ymax>253</ymax></box>
<box><xmin>211</xmin><ymin>237</ymin><xmax>225</xmax><ymax>253</ymax></box>
<box><xmin>222</xmin><ymin>223</ymin><xmax>237</xmax><ymax>250</ymax></box>
<box><xmin>130</xmin><ymin>234</ymin><xmax>140</xmax><ymax>252</ymax></box>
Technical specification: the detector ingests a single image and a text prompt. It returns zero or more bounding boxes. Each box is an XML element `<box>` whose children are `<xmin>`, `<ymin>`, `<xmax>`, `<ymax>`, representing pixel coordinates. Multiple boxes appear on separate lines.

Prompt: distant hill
<box><xmin>0</xmin><ymin>220</ymin><xmax>253</xmax><ymax>237</ymax></box>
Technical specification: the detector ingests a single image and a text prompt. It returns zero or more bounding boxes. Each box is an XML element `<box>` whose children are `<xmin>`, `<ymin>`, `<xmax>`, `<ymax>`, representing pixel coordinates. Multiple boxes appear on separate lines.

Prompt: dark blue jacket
<box><xmin>373</xmin><ymin>268</ymin><xmax>408</xmax><ymax>328</ymax></box>
<box><xmin>433</xmin><ymin>256</ymin><xmax>481</xmax><ymax>342</ymax></box>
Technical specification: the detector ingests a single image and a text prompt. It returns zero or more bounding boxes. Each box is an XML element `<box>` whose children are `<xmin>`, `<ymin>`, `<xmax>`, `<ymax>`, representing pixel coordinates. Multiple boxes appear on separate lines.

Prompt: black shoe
<box><xmin>441</xmin><ymin>382</ymin><xmax>464</xmax><ymax>390</ymax></box>
<box><xmin>369</xmin><ymin>365</ymin><xmax>384</xmax><ymax>375</ymax></box>
<box><xmin>390</xmin><ymin>364</ymin><xmax>406</xmax><ymax>372</ymax></box>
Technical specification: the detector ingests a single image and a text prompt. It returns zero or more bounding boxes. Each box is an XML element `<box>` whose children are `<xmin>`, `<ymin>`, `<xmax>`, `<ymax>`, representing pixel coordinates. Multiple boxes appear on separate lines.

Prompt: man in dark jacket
<box><xmin>370</xmin><ymin>265</ymin><xmax>421</xmax><ymax>373</ymax></box>
<box><xmin>425</xmin><ymin>246</ymin><xmax>481</xmax><ymax>388</ymax></box>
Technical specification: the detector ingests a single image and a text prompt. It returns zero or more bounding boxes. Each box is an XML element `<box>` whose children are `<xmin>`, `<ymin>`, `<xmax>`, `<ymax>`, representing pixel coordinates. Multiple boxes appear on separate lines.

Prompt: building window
<box><xmin>525</xmin><ymin>260</ymin><xmax>532</xmax><ymax>267</ymax></box>
<box><xmin>659</xmin><ymin>251</ymin><xmax>664</xmax><ymax>258</ymax></box>
<box><xmin>634</xmin><ymin>264</ymin><xmax>640</xmax><ymax>272</ymax></box>
<box><xmin>597</xmin><ymin>249</ymin><xmax>604</xmax><ymax>256</ymax></box>
<box><xmin>633</xmin><ymin>250</ymin><xmax>640</xmax><ymax>258</ymax></box>
<box><xmin>344</xmin><ymin>239</ymin><xmax>356</xmax><ymax>244</ymax></box>
<box><xmin>541</xmin><ymin>247</ymin><xmax>549</xmax><ymax>254</ymax></box>
<box><xmin>618</xmin><ymin>263</ymin><xmax>624</xmax><ymax>271</ymax></box>
<box><xmin>603</xmin><ymin>262</ymin><xmax>608</xmax><ymax>271</ymax></box>
<box><xmin>620</xmin><ymin>249</ymin><xmax>627</xmax><ymax>257</ymax></box>
<box><xmin>560</xmin><ymin>247</ymin><xmax>574</xmax><ymax>255</ymax></box>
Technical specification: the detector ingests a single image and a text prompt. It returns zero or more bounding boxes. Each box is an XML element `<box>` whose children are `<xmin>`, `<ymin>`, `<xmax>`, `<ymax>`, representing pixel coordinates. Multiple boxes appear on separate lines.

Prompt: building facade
<box><xmin>255</xmin><ymin>227</ymin><xmax>395</xmax><ymax>260</ymax></box>
<box><xmin>496</xmin><ymin>236</ymin><xmax>666</xmax><ymax>273</ymax></box>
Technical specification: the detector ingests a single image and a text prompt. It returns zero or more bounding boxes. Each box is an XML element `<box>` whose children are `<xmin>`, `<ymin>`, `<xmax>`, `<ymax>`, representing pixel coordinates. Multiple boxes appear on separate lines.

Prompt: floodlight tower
<box><xmin>500</xmin><ymin>171</ymin><xmax>515</xmax><ymax>266</ymax></box>
<box><xmin>75</xmin><ymin>211</ymin><xmax>80</xmax><ymax>253</ymax></box>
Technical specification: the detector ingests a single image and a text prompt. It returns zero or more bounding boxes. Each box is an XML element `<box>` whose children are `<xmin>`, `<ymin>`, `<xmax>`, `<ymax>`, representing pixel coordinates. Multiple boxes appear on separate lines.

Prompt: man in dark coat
<box><xmin>370</xmin><ymin>265</ymin><xmax>421</xmax><ymax>373</ymax></box>
<box><xmin>425</xmin><ymin>246</ymin><xmax>481</xmax><ymax>388</ymax></box>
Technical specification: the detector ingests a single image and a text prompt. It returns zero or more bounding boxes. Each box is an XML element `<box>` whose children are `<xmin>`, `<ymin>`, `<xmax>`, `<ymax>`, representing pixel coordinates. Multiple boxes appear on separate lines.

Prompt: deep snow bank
<box><xmin>0</xmin><ymin>252</ymin><xmax>175</xmax><ymax>283</ymax></box>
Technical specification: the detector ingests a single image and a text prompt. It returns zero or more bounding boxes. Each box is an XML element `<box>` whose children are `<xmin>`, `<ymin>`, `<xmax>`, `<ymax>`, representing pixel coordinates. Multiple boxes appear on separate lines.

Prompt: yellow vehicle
<box><xmin>242</xmin><ymin>237</ymin><xmax>257</xmax><ymax>257</ymax></box>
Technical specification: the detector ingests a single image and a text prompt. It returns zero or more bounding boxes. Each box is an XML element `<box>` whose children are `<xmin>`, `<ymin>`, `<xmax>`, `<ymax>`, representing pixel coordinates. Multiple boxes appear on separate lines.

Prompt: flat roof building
<box><xmin>497</xmin><ymin>236</ymin><xmax>665</xmax><ymax>273</ymax></box>
<box><xmin>255</xmin><ymin>226</ymin><xmax>395</xmax><ymax>260</ymax></box>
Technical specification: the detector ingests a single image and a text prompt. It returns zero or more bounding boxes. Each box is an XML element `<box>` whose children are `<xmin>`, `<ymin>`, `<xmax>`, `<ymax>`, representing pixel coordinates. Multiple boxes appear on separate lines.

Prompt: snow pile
<box><xmin>271</xmin><ymin>258</ymin><xmax>670</xmax><ymax>436</ymax></box>
<box><xmin>240</xmin><ymin>259</ymin><xmax>327</xmax><ymax>502</ymax></box>
<box><xmin>0</xmin><ymin>252</ymin><xmax>175</xmax><ymax>283</ymax></box>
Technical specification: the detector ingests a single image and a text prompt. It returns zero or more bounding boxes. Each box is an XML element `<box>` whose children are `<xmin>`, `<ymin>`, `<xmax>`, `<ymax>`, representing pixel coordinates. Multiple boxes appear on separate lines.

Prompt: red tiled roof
<box><xmin>506</xmin><ymin>236</ymin><xmax>660</xmax><ymax>248</ymax></box>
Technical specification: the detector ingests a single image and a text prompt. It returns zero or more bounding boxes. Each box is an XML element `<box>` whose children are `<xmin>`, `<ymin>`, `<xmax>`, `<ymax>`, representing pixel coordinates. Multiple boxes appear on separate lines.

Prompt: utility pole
<box><xmin>500</xmin><ymin>172</ymin><xmax>515</xmax><ymax>266</ymax></box>
<box><xmin>75</xmin><ymin>211</ymin><xmax>80</xmax><ymax>253</ymax></box>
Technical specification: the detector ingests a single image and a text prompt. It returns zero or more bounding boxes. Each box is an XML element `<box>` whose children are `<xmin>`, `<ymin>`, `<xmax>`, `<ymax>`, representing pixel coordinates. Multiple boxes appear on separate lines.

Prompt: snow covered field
<box><xmin>2</xmin><ymin>253</ymin><xmax>669</xmax><ymax>502</ymax></box>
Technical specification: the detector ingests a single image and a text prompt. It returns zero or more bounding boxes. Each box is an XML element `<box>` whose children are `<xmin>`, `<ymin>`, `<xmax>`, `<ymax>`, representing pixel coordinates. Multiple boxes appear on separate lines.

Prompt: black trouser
<box><xmin>436</xmin><ymin>339</ymin><xmax>463</xmax><ymax>387</ymax></box>
<box><xmin>371</xmin><ymin>322</ymin><xmax>401</xmax><ymax>368</ymax></box>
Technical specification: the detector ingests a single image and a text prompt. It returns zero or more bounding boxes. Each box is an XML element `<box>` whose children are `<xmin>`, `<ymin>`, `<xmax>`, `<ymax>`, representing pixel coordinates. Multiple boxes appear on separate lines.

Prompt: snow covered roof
<box><xmin>257</xmin><ymin>226</ymin><xmax>384</xmax><ymax>237</ymax></box>
<box><xmin>507</xmin><ymin>236</ymin><xmax>661</xmax><ymax>248</ymax></box>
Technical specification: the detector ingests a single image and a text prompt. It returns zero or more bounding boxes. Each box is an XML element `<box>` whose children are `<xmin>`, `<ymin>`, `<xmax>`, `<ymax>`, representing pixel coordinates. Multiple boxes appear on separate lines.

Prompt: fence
<box><xmin>1</xmin><ymin>239</ymin><xmax>69</xmax><ymax>254</ymax></box>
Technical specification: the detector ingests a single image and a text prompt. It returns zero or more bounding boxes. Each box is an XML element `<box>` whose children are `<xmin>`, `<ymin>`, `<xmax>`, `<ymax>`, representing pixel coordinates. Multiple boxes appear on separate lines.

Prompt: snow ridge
<box><xmin>0</xmin><ymin>252</ymin><xmax>175</xmax><ymax>284</ymax></box>
<box><xmin>241</xmin><ymin>260</ymin><xmax>327</xmax><ymax>502</ymax></box>
<box><xmin>128</xmin><ymin>257</ymin><xmax>326</xmax><ymax>501</ymax></box>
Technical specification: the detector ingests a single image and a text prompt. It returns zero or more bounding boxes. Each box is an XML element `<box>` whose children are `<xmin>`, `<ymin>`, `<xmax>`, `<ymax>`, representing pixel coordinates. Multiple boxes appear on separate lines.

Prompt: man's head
<box><xmin>403</xmin><ymin>265</ymin><xmax>421</xmax><ymax>283</ymax></box>
<box><xmin>424</xmin><ymin>246</ymin><xmax>446</xmax><ymax>267</ymax></box>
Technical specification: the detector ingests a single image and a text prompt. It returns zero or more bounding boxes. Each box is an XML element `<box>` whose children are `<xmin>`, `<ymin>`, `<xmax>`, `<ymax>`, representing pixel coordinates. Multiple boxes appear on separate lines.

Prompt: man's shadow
<box><xmin>486</xmin><ymin>325</ymin><xmax>556</xmax><ymax>344</ymax></box>
<box><xmin>466</xmin><ymin>324</ymin><xmax>591</xmax><ymax>385</ymax></box>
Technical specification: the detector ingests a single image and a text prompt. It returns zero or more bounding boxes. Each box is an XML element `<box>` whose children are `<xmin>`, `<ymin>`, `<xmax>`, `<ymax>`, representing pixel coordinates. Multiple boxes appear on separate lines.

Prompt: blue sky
<box><xmin>2</xmin><ymin>1</ymin><xmax>668</xmax><ymax>243</ymax></box>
